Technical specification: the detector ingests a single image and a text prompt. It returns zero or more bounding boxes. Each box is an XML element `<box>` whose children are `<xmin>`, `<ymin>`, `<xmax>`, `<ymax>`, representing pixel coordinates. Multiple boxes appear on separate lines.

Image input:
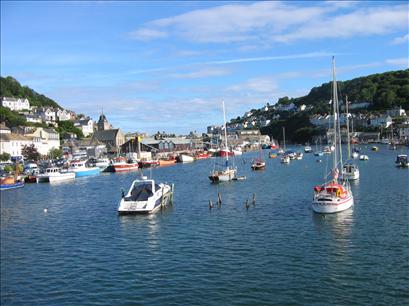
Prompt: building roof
<box><xmin>1</xmin><ymin>133</ymin><xmax>31</xmax><ymax>141</ymax></box>
<box><xmin>93</xmin><ymin>129</ymin><xmax>119</xmax><ymax>141</ymax></box>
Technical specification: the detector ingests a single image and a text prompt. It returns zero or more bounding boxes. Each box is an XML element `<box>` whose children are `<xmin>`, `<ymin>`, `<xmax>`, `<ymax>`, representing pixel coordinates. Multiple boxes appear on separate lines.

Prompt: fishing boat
<box><xmin>395</xmin><ymin>154</ymin><xmax>408</xmax><ymax>168</ymax></box>
<box><xmin>118</xmin><ymin>176</ymin><xmax>173</xmax><ymax>214</ymax></box>
<box><xmin>195</xmin><ymin>152</ymin><xmax>211</xmax><ymax>160</ymax></box>
<box><xmin>107</xmin><ymin>157</ymin><xmax>139</xmax><ymax>172</ymax></box>
<box><xmin>158</xmin><ymin>156</ymin><xmax>177</xmax><ymax>166</ymax></box>
<box><xmin>341</xmin><ymin>96</ymin><xmax>360</xmax><ymax>181</ymax></box>
<box><xmin>138</xmin><ymin>160</ymin><xmax>160</xmax><ymax>168</ymax></box>
<box><xmin>68</xmin><ymin>160</ymin><xmax>101</xmax><ymax>177</ymax></box>
<box><xmin>36</xmin><ymin>167</ymin><xmax>75</xmax><ymax>183</ymax></box>
<box><xmin>312</xmin><ymin>57</ymin><xmax>354</xmax><ymax>214</ymax></box>
<box><xmin>177</xmin><ymin>154</ymin><xmax>194</xmax><ymax>163</ymax></box>
<box><xmin>209</xmin><ymin>101</ymin><xmax>238</xmax><ymax>183</ymax></box>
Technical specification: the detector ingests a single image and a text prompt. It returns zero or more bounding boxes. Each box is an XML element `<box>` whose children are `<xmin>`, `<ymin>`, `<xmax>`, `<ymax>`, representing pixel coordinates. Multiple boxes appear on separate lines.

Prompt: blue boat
<box><xmin>68</xmin><ymin>160</ymin><xmax>101</xmax><ymax>178</ymax></box>
<box><xmin>0</xmin><ymin>180</ymin><xmax>24</xmax><ymax>191</ymax></box>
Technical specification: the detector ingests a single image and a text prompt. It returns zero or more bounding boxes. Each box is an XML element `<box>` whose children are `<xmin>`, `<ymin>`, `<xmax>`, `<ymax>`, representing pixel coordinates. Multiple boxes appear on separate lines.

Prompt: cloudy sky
<box><xmin>1</xmin><ymin>1</ymin><xmax>408</xmax><ymax>134</ymax></box>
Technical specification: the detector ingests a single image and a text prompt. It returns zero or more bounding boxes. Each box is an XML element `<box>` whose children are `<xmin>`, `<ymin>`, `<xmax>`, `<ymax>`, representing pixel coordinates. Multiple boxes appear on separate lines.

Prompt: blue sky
<box><xmin>1</xmin><ymin>1</ymin><xmax>408</xmax><ymax>134</ymax></box>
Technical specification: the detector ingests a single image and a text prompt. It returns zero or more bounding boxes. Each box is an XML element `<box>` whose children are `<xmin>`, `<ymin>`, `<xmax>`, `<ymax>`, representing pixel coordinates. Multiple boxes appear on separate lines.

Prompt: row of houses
<box><xmin>0</xmin><ymin>123</ymin><xmax>60</xmax><ymax>158</ymax></box>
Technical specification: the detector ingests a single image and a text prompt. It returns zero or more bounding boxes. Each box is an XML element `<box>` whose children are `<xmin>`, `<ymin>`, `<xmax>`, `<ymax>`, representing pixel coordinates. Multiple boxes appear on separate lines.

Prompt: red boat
<box><xmin>138</xmin><ymin>160</ymin><xmax>160</xmax><ymax>168</ymax></box>
<box><xmin>219</xmin><ymin>149</ymin><xmax>234</xmax><ymax>157</ymax></box>
<box><xmin>195</xmin><ymin>152</ymin><xmax>211</xmax><ymax>160</ymax></box>
<box><xmin>108</xmin><ymin>157</ymin><xmax>139</xmax><ymax>172</ymax></box>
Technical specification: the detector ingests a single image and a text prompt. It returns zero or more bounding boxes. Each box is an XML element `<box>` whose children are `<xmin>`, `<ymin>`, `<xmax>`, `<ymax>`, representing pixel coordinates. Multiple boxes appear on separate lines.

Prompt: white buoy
<box><xmin>44</xmin><ymin>208</ymin><xmax>48</xmax><ymax>213</ymax></box>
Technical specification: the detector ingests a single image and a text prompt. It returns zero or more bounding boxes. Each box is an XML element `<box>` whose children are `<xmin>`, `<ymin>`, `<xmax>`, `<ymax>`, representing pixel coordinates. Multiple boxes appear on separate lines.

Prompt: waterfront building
<box><xmin>0</xmin><ymin>132</ymin><xmax>32</xmax><ymax>159</ymax></box>
<box><xmin>24</xmin><ymin>127</ymin><xmax>60</xmax><ymax>155</ymax></box>
<box><xmin>1</xmin><ymin>97</ymin><xmax>30</xmax><ymax>111</ymax></box>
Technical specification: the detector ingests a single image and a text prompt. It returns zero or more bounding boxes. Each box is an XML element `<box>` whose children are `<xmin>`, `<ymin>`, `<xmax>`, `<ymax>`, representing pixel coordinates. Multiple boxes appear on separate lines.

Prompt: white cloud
<box><xmin>129</xmin><ymin>2</ymin><xmax>408</xmax><ymax>44</ymax></box>
<box><xmin>129</xmin><ymin>28</ymin><xmax>167</xmax><ymax>40</ymax></box>
<box><xmin>227</xmin><ymin>77</ymin><xmax>278</xmax><ymax>95</ymax></box>
<box><xmin>170</xmin><ymin>67</ymin><xmax>231</xmax><ymax>79</ymax></box>
<box><xmin>391</xmin><ymin>34</ymin><xmax>409</xmax><ymax>45</ymax></box>
<box><xmin>385</xmin><ymin>57</ymin><xmax>409</xmax><ymax>68</ymax></box>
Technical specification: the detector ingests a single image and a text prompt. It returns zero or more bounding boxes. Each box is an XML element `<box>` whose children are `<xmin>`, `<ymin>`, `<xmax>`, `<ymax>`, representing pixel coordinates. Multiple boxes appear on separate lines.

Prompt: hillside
<box><xmin>0</xmin><ymin>76</ymin><xmax>61</xmax><ymax>108</ymax></box>
<box><xmin>232</xmin><ymin>69</ymin><xmax>409</xmax><ymax>144</ymax></box>
<box><xmin>277</xmin><ymin>69</ymin><xmax>409</xmax><ymax>111</ymax></box>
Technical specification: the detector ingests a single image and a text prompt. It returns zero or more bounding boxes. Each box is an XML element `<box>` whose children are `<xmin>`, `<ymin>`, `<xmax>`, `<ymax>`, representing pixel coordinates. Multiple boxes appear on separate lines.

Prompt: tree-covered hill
<box><xmin>0</xmin><ymin>76</ymin><xmax>61</xmax><ymax>108</ymax></box>
<box><xmin>279</xmin><ymin>69</ymin><xmax>409</xmax><ymax>111</ymax></box>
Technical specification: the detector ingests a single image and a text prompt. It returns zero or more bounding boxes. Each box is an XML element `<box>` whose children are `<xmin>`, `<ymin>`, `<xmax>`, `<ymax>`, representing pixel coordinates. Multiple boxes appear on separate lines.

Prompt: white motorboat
<box><xmin>118</xmin><ymin>177</ymin><xmax>173</xmax><ymax>214</ymax></box>
<box><xmin>36</xmin><ymin>167</ymin><xmax>75</xmax><ymax>183</ymax></box>
<box><xmin>352</xmin><ymin>151</ymin><xmax>359</xmax><ymax>159</ymax></box>
<box><xmin>342</xmin><ymin>162</ymin><xmax>360</xmax><ymax>180</ymax></box>
<box><xmin>395</xmin><ymin>154</ymin><xmax>408</xmax><ymax>168</ymax></box>
<box><xmin>295</xmin><ymin>152</ymin><xmax>303</xmax><ymax>160</ymax></box>
<box><xmin>178</xmin><ymin>154</ymin><xmax>194</xmax><ymax>163</ymax></box>
<box><xmin>209</xmin><ymin>101</ymin><xmax>238</xmax><ymax>183</ymax></box>
<box><xmin>304</xmin><ymin>146</ymin><xmax>312</xmax><ymax>153</ymax></box>
<box><xmin>281</xmin><ymin>155</ymin><xmax>290</xmax><ymax>164</ymax></box>
<box><xmin>312</xmin><ymin>57</ymin><xmax>353</xmax><ymax>214</ymax></box>
<box><xmin>359</xmin><ymin>155</ymin><xmax>369</xmax><ymax>161</ymax></box>
<box><xmin>68</xmin><ymin>160</ymin><xmax>101</xmax><ymax>177</ymax></box>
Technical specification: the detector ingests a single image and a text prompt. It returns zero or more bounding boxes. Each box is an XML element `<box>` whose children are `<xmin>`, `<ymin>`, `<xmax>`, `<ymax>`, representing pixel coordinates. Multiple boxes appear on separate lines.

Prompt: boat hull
<box><xmin>73</xmin><ymin>167</ymin><xmax>101</xmax><ymax>177</ymax></box>
<box><xmin>312</xmin><ymin>194</ymin><xmax>354</xmax><ymax>214</ymax></box>
<box><xmin>113</xmin><ymin>164</ymin><xmax>139</xmax><ymax>172</ymax></box>
<box><xmin>0</xmin><ymin>181</ymin><xmax>24</xmax><ymax>191</ymax></box>
<box><xmin>118</xmin><ymin>184</ymin><xmax>172</xmax><ymax>214</ymax></box>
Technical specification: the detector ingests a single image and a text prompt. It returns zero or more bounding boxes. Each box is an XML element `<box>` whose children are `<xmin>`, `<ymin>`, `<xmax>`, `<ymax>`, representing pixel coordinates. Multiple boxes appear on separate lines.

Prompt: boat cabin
<box><xmin>124</xmin><ymin>180</ymin><xmax>160</xmax><ymax>202</ymax></box>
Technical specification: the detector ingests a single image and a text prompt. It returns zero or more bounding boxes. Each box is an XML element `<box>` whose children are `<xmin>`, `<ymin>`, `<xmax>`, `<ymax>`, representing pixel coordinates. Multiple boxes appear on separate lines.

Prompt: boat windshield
<box><xmin>125</xmin><ymin>182</ymin><xmax>161</xmax><ymax>201</ymax></box>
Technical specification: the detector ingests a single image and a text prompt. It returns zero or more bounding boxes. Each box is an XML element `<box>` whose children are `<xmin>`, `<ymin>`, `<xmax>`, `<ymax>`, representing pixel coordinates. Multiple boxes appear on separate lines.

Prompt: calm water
<box><xmin>1</xmin><ymin>145</ymin><xmax>408</xmax><ymax>305</ymax></box>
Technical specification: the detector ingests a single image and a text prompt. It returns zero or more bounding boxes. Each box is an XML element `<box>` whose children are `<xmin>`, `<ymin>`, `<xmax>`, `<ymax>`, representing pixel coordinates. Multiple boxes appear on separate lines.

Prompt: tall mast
<box><xmin>222</xmin><ymin>100</ymin><xmax>229</xmax><ymax>162</ymax></box>
<box><xmin>283</xmin><ymin>127</ymin><xmax>286</xmax><ymax>150</ymax></box>
<box><xmin>346</xmin><ymin>95</ymin><xmax>351</xmax><ymax>160</ymax></box>
<box><xmin>332</xmin><ymin>57</ymin><xmax>338</xmax><ymax>172</ymax></box>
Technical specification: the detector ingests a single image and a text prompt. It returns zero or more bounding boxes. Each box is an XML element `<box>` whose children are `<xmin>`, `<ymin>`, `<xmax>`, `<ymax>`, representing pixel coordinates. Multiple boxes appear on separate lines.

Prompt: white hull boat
<box><xmin>342</xmin><ymin>163</ymin><xmax>360</xmax><ymax>180</ymax></box>
<box><xmin>281</xmin><ymin>155</ymin><xmax>290</xmax><ymax>164</ymax></box>
<box><xmin>359</xmin><ymin>155</ymin><xmax>369</xmax><ymax>161</ymax></box>
<box><xmin>209</xmin><ymin>168</ymin><xmax>237</xmax><ymax>182</ymax></box>
<box><xmin>179</xmin><ymin>154</ymin><xmax>194</xmax><ymax>163</ymax></box>
<box><xmin>312</xmin><ymin>57</ymin><xmax>354</xmax><ymax>214</ymax></box>
<box><xmin>36</xmin><ymin>167</ymin><xmax>75</xmax><ymax>183</ymax></box>
<box><xmin>312</xmin><ymin>187</ymin><xmax>354</xmax><ymax>213</ymax></box>
<box><xmin>118</xmin><ymin>178</ymin><xmax>173</xmax><ymax>214</ymax></box>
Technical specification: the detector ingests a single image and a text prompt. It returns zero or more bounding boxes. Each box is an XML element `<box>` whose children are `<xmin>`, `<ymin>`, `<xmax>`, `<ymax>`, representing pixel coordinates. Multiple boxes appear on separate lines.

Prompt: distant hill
<box><xmin>277</xmin><ymin>69</ymin><xmax>409</xmax><ymax>112</ymax></box>
<box><xmin>0</xmin><ymin>76</ymin><xmax>61</xmax><ymax>108</ymax></box>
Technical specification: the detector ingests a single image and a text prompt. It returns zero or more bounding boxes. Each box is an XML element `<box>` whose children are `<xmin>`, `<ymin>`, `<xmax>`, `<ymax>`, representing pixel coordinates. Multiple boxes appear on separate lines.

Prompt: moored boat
<box><xmin>0</xmin><ymin>176</ymin><xmax>24</xmax><ymax>191</ymax></box>
<box><xmin>312</xmin><ymin>57</ymin><xmax>353</xmax><ymax>214</ymax></box>
<box><xmin>251</xmin><ymin>160</ymin><xmax>266</xmax><ymax>170</ymax></box>
<box><xmin>118</xmin><ymin>177</ymin><xmax>173</xmax><ymax>214</ymax></box>
<box><xmin>138</xmin><ymin>160</ymin><xmax>160</xmax><ymax>168</ymax></box>
<box><xmin>304</xmin><ymin>146</ymin><xmax>312</xmax><ymax>153</ymax></box>
<box><xmin>36</xmin><ymin>167</ymin><xmax>75</xmax><ymax>183</ymax></box>
<box><xmin>68</xmin><ymin>160</ymin><xmax>101</xmax><ymax>177</ymax></box>
<box><xmin>177</xmin><ymin>154</ymin><xmax>194</xmax><ymax>163</ymax></box>
<box><xmin>107</xmin><ymin>157</ymin><xmax>139</xmax><ymax>172</ymax></box>
<box><xmin>395</xmin><ymin>154</ymin><xmax>408</xmax><ymax>168</ymax></box>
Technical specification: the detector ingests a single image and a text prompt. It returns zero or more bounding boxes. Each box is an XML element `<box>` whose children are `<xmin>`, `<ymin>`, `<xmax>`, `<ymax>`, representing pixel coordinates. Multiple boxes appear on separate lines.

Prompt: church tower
<box><xmin>97</xmin><ymin>110</ymin><xmax>112</xmax><ymax>131</ymax></box>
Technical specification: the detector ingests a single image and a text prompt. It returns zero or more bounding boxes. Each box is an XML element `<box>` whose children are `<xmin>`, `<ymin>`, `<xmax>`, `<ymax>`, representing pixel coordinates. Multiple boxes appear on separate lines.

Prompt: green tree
<box><xmin>48</xmin><ymin>148</ymin><xmax>62</xmax><ymax>159</ymax></box>
<box><xmin>56</xmin><ymin>120</ymin><xmax>84</xmax><ymax>139</ymax></box>
<box><xmin>0</xmin><ymin>152</ymin><xmax>11</xmax><ymax>161</ymax></box>
<box><xmin>21</xmin><ymin>144</ymin><xmax>41</xmax><ymax>161</ymax></box>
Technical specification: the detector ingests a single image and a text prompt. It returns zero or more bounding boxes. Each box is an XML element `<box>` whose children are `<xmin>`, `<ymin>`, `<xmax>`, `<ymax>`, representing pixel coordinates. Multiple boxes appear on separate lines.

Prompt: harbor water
<box><xmin>1</xmin><ymin>145</ymin><xmax>408</xmax><ymax>305</ymax></box>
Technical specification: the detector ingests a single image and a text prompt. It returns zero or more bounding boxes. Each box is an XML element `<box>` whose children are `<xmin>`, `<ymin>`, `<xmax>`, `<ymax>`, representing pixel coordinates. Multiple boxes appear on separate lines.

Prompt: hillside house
<box><xmin>1</xmin><ymin>97</ymin><xmax>30</xmax><ymax>111</ymax></box>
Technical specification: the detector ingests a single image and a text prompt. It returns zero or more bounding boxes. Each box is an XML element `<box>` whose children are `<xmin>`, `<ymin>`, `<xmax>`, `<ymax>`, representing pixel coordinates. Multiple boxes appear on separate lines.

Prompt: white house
<box><xmin>277</xmin><ymin>103</ymin><xmax>296</xmax><ymax>112</ymax></box>
<box><xmin>35</xmin><ymin>107</ymin><xmax>57</xmax><ymax>122</ymax></box>
<box><xmin>74</xmin><ymin>118</ymin><xmax>94</xmax><ymax>137</ymax></box>
<box><xmin>0</xmin><ymin>133</ymin><xmax>32</xmax><ymax>158</ymax></box>
<box><xmin>25</xmin><ymin>114</ymin><xmax>42</xmax><ymax>124</ymax></box>
<box><xmin>25</xmin><ymin>127</ymin><xmax>60</xmax><ymax>155</ymax></box>
<box><xmin>299</xmin><ymin>104</ymin><xmax>307</xmax><ymax>112</ymax></box>
<box><xmin>56</xmin><ymin>109</ymin><xmax>74</xmax><ymax>121</ymax></box>
<box><xmin>1</xmin><ymin>97</ymin><xmax>30</xmax><ymax>111</ymax></box>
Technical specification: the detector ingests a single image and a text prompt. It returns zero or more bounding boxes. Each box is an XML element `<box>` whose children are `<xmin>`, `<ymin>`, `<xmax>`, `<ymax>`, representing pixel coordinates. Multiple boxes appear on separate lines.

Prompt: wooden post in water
<box><xmin>209</xmin><ymin>200</ymin><xmax>214</xmax><ymax>210</ymax></box>
<box><xmin>245</xmin><ymin>199</ymin><xmax>250</xmax><ymax>210</ymax></box>
<box><xmin>217</xmin><ymin>192</ymin><xmax>222</xmax><ymax>207</ymax></box>
<box><xmin>252</xmin><ymin>193</ymin><xmax>256</xmax><ymax>207</ymax></box>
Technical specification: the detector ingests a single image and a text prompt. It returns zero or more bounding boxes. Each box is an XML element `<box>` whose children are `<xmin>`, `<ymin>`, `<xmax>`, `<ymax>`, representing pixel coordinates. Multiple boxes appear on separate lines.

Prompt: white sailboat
<box><xmin>312</xmin><ymin>57</ymin><xmax>354</xmax><ymax>214</ymax></box>
<box><xmin>209</xmin><ymin>101</ymin><xmax>238</xmax><ymax>183</ymax></box>
<box><xmin>281</xmin><ymin>127</ymin><xmax>290</xmax><ymax>164</ymax></box>
<box><xmin>342</xmin><ymin>96</ymin><xmax>360</xmax><ymax>181</ymax></box>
